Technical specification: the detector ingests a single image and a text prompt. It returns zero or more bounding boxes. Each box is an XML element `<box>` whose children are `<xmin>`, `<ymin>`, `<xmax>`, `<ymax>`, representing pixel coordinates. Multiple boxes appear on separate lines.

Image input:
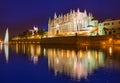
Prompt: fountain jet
<box><xmin>4</xmin><ymin>28</ymin><xmax>9</xmax><ymax>44</ymax></box>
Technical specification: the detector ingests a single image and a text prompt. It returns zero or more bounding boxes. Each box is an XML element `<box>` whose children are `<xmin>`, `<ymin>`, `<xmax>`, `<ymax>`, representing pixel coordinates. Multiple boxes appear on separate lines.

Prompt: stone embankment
<box><xmin>10</xmin><ymin>35</ymin><xmax>120</xmax><ymax>46</ymax></box>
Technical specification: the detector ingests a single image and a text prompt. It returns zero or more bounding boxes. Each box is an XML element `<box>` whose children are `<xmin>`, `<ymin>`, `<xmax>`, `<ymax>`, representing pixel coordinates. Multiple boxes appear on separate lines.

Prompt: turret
<box><xmin>73</xmin><ymin>10</ymin><xmax>75</xmax><ymax>14</ymax></box>
<box><xmin>77</xmin><ymin>8</ymin><xmax>80</xmax><ymax>13</ymax></box>
<box><xmin>91</xmin><ymin>13</ymin><xmax>93</xmax><ymax>17</ymax></box>
<box><xmin>58</xmin><ymin>14</ymin><xmax>60</xmax><ymax>23</ymax></box>
<box><xmin>90</xmin><ymin>13</ymin><xmax>93</xmax><ymax>19</ymax></box>
<box><xmin>70</xmin><ymin>9</ymin><xmax>72</xmax><ymax>14</ymax></box>
<box><xmin>88</xmin><ymin>12</ymin><xmax>90</xmax><ymax>17</ymax></box>
<box><xmin>58</xmin><ymin>15</ymin><xmax>60</xmax><ymax>18</ymax></box>
<box><xmin>84</xmin><ymin>9</ymin><xmax>87</xmax><ymax>16</ymax></box>
<box><xmin>54</xmin><ymin>12</ymin><xmax>57</xmax><ymax>19</ymax></box>
<box><xmin>48</xmin><ymin>17</ymin><xmax>51</xmax><ymax>23</ymax></box>
<box><xmin>61</xmin><ymin>14</ymin><xmax>63</xmax><ymax>19</ymax></box>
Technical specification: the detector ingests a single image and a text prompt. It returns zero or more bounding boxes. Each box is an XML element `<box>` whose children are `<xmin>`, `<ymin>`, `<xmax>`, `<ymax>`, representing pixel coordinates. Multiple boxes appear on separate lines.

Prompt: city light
<box><xmin>47</xmin><ymin>48</ymin><xmax>104</xmax><ymax>80</ymax></box>
<box><xmin>109</xmin><ymin>47</ymin><xmax>112</xmax><ymax>56</ymax></box>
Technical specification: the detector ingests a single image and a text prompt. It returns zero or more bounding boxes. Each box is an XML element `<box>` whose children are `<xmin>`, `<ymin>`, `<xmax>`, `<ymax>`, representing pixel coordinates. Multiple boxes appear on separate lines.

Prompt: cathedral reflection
<box><xmin>10</xmin><ymin>44</ymin><xmax>120</xmax><ymax>79</ymax></box>
<box><xmin>46</xmin><ymin>48</ymin><xmax>105</xmax><ymax>80</ymax></box>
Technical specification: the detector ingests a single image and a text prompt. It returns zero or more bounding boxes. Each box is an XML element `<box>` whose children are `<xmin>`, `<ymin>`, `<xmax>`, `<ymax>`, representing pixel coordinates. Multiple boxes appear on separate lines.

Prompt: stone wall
<box><xmin>10</xmin><ymin>35</ymin><xmax>120</xmax><ymax>46</ymax></box>
<box><xmin>40</xmin><ymin>35</ymin><xmax>115</xmax><ymax>46</ymax></box>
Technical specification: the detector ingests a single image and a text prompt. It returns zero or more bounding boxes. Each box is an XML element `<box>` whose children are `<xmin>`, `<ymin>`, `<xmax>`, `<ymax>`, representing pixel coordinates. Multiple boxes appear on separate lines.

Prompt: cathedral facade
<box><xmin>48</xmin><ymin>9</ymin><xmax>98</xmax><ymax>36</ymax></box>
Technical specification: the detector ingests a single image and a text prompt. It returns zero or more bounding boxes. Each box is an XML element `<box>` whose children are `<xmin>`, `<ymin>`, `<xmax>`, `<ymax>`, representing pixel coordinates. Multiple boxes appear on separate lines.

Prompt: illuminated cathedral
<box><xmin>48</xmin><ymin>9</ymin><xmax>98</xmax><ymax>36</ymax></box>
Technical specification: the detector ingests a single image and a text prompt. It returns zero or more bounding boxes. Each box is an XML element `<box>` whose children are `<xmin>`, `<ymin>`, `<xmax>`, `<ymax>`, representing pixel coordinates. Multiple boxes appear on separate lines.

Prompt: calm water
<box><xmin>0</xmin><ymin>44</ymin><xmax>120</xmax><ymax>83</ymax></box>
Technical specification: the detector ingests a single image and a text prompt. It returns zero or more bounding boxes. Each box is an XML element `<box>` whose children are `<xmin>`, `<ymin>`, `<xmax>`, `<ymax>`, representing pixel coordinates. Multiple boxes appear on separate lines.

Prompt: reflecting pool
<box><xmin>0</xmin><ymin>44</ymin><xmax>120</xmax><ymax>83</ymax></box>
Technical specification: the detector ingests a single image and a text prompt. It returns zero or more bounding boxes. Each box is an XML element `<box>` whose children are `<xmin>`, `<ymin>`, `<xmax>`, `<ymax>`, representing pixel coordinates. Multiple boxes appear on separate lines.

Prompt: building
<box><xmin>48</xmin><ymin>9</ymin><xmax>98</xmax><ymax>37</ymax></box>
<box><xmin>98</xmin><ymin>19</ymin><xmax>120</xmax><ymax>35</ymax></box>
<box><xmin>29</xmin><ymin>26</ymin><xmax>39</xmax><ymax>36</ymax></box>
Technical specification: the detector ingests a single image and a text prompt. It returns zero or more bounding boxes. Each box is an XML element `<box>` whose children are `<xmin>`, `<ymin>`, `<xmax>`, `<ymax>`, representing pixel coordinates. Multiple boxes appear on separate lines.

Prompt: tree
<box><xmin>38</xmin><ymin>29</ymin><xmax>46</xmax><ymax>37</ymax></box>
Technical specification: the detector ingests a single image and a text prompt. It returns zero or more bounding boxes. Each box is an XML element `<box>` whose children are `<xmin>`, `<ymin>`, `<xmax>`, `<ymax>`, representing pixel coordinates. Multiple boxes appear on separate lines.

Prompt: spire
<box><xmin>61</xmin><ymin>14</ymin><xmax>63</xmax><ymax>18</ymax></box>
<box><xmin>77</xmin><ymin>8</ymin><xmax>80</xmax><ymax>13</ymax></box>
<box><xmin>58</xmin><ymin>15</ymin><xmax>60</xmax><ymax>21</ymax></box>
<box><xmin>54</xmin><ymin>12</ymin><xmax>57</xmax><ymax>19</ymax></box>
<box><xmin>91</xmin><ymin>13</ymin><xmax>93</xmax><ymax>17</ymax></box>
<box><xmin>89</xmin><ymin>13</ymin><xmax>93</xmax><ymax>19</ymax></box>
<box><xmin>84</xmin><ymin>9</ymin><xmax>87</xmax><ymax>16</ymax></box>
<box><xmin>70</xmin><ymin>9</ymin><xmax>72</xmax><ymax>12</ymax></box>
<box><xmin>88</xmin><ymin>12</ymin><xmax>90</xmax><ymax>17</ymax></box>
<box><xmin>48</xmin><ymin>17</ymin><xmax>51</xmax><ymax>23</ymax></box>
<box><xmin>73</xmin><ymin>10</ymin><xmax>75</xmax><ymax>14</ymax></box>
<box><xmin>58</xmin><ymin>14</ymin><xmax>60</xmax><ymax>18</ymax></box>
<box><xmin>70</xmin><ymin>9</ymin><xmax>73</xmax><ymax>16</ymax></box>
<box><xmin>89</xmin><ymin>13</ymin><xmax>91</xmax><ymax>17</ymax></box>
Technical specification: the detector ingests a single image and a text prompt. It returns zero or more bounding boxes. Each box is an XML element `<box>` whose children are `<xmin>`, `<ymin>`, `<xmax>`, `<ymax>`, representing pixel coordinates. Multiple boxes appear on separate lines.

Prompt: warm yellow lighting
<box><xmin>15</xmin><ymin>44</ymin><xmax>19</xmax><ymax>54</ymax></box>
<box><xmin>67</xmin><ymin>50</ymin><xmax>70</xmax><ymax>58</ymax></box>
<box><xmin>35</xmin><ymin>35</ymin><xmax>41</xmax><ymax>38</ymax></box>
<box><xmin>102</xmin><ymin>42</ymin><xmax>106</xmax><ymax>44</ymax></box>
<box><xmin>46</xmin><ymin>48</ymin><xmax>105</xmax><ymax>81</ymax></box>
<box><xmin>95</xmin><ymin>52</ymin><xmax>98</xmax><ymax>60</ymax></box>
<box><xmin>48</xmin><ymin>9</ymin><xmax>98</xmax><ymax>37</ymax></box>
<box><xmin>0</xmin><ymin>43</ymin><xmax>3</xmax><ymax>51</ymax></box>
<box><xmin>30</xmin><ymin>45</ymin><xmax>34</xmax><ymax>56</ymax></box>
<box><xmin>109</xmin><ymin>47</ymin><xmax>112</xmax><ymax>56</ymax></box>
<box><xmin>37</xmin><ymin>42</ymin><xmax>40</xmax><ymax>43</ymax></box>
<box><xmin>72</xmin><ymin>53</ymin><xmax>75</xmax><ymax>58</ymax></box>
<box><xmin>109</xmin><ymin>38</ymin><xmax>112</xmax><ymax>42</ymax></box>
<box><xmin>88</xmin><ymin>51</ymin><xmax>91</xmax><ymax>60</ymax></box>
<box><xmin>56</xmin><ymin>58</ymin><xmax>59</xmax><ymax>64</ymax></box>
<box><xmin>36</xmin><ymin>45</ymin><xmax>41</xmax><ymax>56</ymax></box>
<box><xmin>78</xmin><ymin>50</ymin><xmax>83</xmax><ymax>58</ymax></box>
<box><xmin>43</xmin><ymin>48</ymin><xmax>46</xmax><ymax>56</ymax></box>
<box><xmin>22</xmin><ymin>44</ymin><xmax>25</xmax><ymax>54</ymax></box>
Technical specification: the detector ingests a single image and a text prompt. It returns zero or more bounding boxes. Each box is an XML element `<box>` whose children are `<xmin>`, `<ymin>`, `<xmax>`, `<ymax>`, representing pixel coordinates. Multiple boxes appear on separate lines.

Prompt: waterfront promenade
<box><xmin>10</xmin><ymin>34</ymin><xmax>120</xmax><ymax>46</ymax></box>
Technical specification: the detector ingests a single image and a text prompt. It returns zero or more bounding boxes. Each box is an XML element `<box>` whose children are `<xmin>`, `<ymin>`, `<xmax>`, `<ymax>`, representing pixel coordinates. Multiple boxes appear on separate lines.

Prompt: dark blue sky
<box><xmin>0</xmin><ymin>0</ymin><xmax>120</xmax><ymax>38</ymax></box>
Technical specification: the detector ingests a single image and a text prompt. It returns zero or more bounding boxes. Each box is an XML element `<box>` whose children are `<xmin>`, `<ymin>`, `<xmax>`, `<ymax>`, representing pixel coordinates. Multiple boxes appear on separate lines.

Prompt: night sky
<box><xmin>0</xmin><ymin>0</ymin><xmax>120</xmax><ymax>38</ymax></box>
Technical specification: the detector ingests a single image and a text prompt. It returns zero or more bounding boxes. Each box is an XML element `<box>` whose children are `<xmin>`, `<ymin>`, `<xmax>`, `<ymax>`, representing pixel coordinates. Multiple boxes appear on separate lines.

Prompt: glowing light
<box><xmin>23</xmin><ymin>44</ymin><xmax>25</xmax><ymax>54</ymax></box>
<box><xmin>79</xmin><ymin>50</ymin><xmax>83</xmax><ymax>58</ymax></box>
<box><xmin>88</xmin><ymin>51</ymin><xmax>91</xmax><ymax>60</ymax></box>
<box><xmin>67</xmin><ymin>50</ymin><xmax>70</xmax><ymax>58</ymax></box>
<box><xmin>15</xmin><ymin>44</ymin><xmax>19</xmax><ymax>54</ymax></box>
<box><xmin>47</xmin><ymin>48</ymin><xmax>105</xmax><ymax>81</ymax></box>
<box><xmin>43</xmin><ymin>48</ymin><xmax>46</xmax><ymax>56</ymax></box>
<box><xmin>109</xmin><ymin>47</ymin><xmax>112</xmax><ymax>56</ymax></box>
<box><xmin>95</xmin><ymin>53</ymin><xmax>98</xmax><ymax>60</ymax></box>
<box><xmin>36</xmin><ymin>45</ymin><xmax>41</xmax><ymax>56</ymax></box>
<box><xmin>102</xmin><ymin>42</ymin><xmax>106</xmax><ymax>44</ymax></box>
<box><xmin>0</xmin><ymin>43</ymin><xmax>3</xmax><ymax>52</ymax></box>
<box><xmin>30</xmin><ymin>45</ymin><xmax>34</xmax><ymax>56</ymax></box>
<box><xmin>56</xmin><ymin>58</ymin><xmax>59</xmax><ymax>64</ymax></box>
<box><xmin>109</xmin><ymin>38</ymin><xmax>112</xmax><ymax>43</ymax></box>
<box><xmin>33</xmin><ymin>56</ymin><xmax>38</xmax><ymax>64</ymax></box>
